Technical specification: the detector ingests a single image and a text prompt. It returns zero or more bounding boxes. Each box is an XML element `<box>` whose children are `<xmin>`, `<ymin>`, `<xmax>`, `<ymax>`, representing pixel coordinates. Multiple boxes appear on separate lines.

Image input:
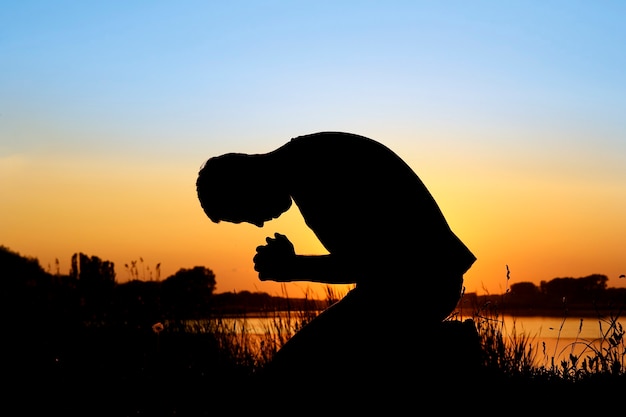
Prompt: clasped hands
<box><xmin>253</xmin><ymin>232</ymin><xmax>296</xmax><ymax>281</ymax></box>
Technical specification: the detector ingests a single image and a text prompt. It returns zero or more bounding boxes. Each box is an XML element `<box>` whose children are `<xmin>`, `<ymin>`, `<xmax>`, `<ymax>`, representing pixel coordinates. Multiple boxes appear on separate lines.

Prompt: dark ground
<box><xmin>6</xmin><ymin>321</ymin><xmax>625</xmax><ymax>416</ymax></box>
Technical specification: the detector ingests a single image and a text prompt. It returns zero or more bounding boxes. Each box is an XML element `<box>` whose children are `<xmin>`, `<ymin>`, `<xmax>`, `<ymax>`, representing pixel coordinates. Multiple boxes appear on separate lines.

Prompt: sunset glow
<box><xmin>2</xmin><ymin>2</ymin><xmax>625</xmax><ymax>299</ymax></box>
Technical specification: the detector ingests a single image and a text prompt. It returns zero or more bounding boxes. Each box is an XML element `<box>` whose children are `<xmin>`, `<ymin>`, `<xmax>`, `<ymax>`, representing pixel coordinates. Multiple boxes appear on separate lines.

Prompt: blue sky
<box><xmin>2</xmin><ymin>1</ymin><xmax>625</xmax><ymax>295</ymax></box>
<box><xmin>5</xmin><ymin>1</ymin><xmax>624</xmax><ymax>154</ymax></box>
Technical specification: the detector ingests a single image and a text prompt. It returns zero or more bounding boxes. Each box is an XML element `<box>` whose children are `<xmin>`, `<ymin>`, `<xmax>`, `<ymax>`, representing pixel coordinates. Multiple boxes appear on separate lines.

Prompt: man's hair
<box><xmin>196</xmin><ymin>153</ymin><xmax>250</xmax><ymax>223</ymax></box>
<box><xmin>196</xmin><ymin>152</ymin><xmax>292</xmax><ymax>224</ymax></box>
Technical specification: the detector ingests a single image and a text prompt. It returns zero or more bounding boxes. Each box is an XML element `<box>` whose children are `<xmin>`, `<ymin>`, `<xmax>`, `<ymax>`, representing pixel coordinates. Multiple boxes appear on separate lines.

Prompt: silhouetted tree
<box><xmin>161</xmin><ymin>266</ymin><xmax>216</xmax><ymax>320</ymax></box>
<box><xmin>70</xmin><ymin>252</ymin><xmax>116</xmax><ymax>283</ymax></box>
<box><xmin>540</xmin><ymin>274</ymin><xmax>609</xmax><ymax>305</ymax></box>
<box><xmin>0</xmin><ymin>245</ymin><xmax>47</xmax><ymax>282</ymax></box>
<box><xmin>579</xmin><ymin>274</ymin><xmax>608</xmax><ymax>292</ymax></box>
<box><xmin>505</xmin><ymin>281</ymin><xmax>544</xmax><ymax>312</ymax></box>
<box><xmin>510</xmin><ymin>282</ymin><xmax>540</xmax><ymax>297</ymax></box>
<box><xmin>1</xmin><ymin>246</ymin><xmax>80</xmax><ymax>364</ymax></box>
<box><xmin>112</xmin><ymin>279</ymin><xmax>162</xmax><ymax>329</ymax></box>
<box><xmin>71</xmin><ymin>252</ymin><xmax>116</xmax><ymax>322</ymax></box>
<box><xmin>1</xmin><ymin>246</ymin><xmax>49</xmax><ymax>325</ymax></box>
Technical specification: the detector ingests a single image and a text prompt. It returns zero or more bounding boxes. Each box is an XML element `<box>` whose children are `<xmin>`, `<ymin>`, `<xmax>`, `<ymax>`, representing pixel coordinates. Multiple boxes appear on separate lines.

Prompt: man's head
<box><xmin>196</xmin><ymin>153</ymin><xmax>292</xmax><ymax>227</ymax></box>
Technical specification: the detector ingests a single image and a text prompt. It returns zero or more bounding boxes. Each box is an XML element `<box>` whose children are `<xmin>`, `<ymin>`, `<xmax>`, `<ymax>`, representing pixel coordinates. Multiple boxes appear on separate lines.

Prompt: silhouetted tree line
<box><xmin>0</xmin><ymin>245</ymin><xmax>324</xmax><ymax>333</ymax></box>
<box><xmin>461</xmin><ymin>274</ymin><xmax>626</xmax><ymax>316</ymax></box>
<box><xmin>1</xmin><ymin>246</ymin><xmax>218</xmax><ymax>331</ymax></box>
<box><xmin>211</xmin><ymin>290</ymin><xmax>326</xmax><ymax>315</ymax></box>
<box><xmin>3</xmin><ymin>245</ymin><xmax>624</xmax><ymax>327</ymax></box>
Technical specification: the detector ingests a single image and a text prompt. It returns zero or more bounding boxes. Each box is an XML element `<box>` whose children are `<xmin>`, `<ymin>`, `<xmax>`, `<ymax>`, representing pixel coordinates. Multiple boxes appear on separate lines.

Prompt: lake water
<box><xmin>208</xmin><ymin>312</ymin><xmax>625</xmax><ymax>367</ymax></box>
<box><xmin>494</xmin><ymin>314</ymin><xmax>625</xmax><ymax>366</ymax></box>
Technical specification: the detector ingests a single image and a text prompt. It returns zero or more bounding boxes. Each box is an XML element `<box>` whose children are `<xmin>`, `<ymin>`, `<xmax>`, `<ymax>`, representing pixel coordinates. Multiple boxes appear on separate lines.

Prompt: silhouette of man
<box><xmin>196</xmin><ymin>131</ymin><xmax>476</xmax><ymax>390</ymax></box>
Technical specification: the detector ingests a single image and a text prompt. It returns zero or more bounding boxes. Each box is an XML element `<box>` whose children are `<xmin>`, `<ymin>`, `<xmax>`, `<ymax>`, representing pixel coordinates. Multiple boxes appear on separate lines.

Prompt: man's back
<box><xmin>270</xmin><ymin>131</ymin><xmax>475</xmax><ymax>277</ymax></box>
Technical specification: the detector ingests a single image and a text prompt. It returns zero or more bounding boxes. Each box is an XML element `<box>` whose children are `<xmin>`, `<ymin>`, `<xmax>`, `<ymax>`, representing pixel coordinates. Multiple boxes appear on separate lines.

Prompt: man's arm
<box><xmin>253</xmin><ymin>233</ymin><xmax>357</xmax><ymax>284</ymax></box>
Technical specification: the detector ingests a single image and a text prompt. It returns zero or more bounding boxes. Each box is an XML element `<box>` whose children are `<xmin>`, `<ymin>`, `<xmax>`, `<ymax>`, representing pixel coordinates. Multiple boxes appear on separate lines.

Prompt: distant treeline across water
<box><xmin>459</xmin><ymin>273</ymin><xmax>626</xmax><ymax>317</ymax></box>
<box><xmin>2</xmin><ymin>245</ymin><xmax>624</xmax><ymax>324</ymax></box>
<box><xmin>212</xmin><ymin>274</ymin><xmax>626</xmax><ymax>317</ymax></box>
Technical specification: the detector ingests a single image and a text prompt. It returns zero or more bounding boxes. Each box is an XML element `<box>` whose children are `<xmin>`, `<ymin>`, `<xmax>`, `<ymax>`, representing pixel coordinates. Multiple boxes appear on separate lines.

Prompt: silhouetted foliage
<box><xmin>467</xmin><ymin>274</ymin><xmax>624</xmax><ymax>316</ymax></box>
<box><xmin>510</xmin><ymin>281</ymin><xmax>541</xmax><ymax>297</ymax></box>
<box><xmin>1</xmin><ymin>245</ymin><xmax>624</xmax><ymax>413</ymax></box>
<box><xmin>540</xmin><ymin>274</ymin><xmax>608</xmax><ymax>303</ymax></box>
<box><xmin>111</xmin><ymin>279</ymin><xmax>162</xmax><ymax>329</ymax></box>
<box><xmin>1</xmin><ymin>246</ymin><xmax>80</xmax><ymax>331</ymax></box>
<box><xmin>70</xmin><ymin>252</ymin><xmax>116</xmax><ymax>322</ymax></box>
<box><xmin>2</xmin><ymin>245</ymin><xmax>625</xmax><ymax>326</ymax></box>
<box><xmin>211</xmin><ymin>290</ymin><xmax>326</xmax><ymax>315</ymax></box>
<box><xmin>161</xmin><ymin>266</ymin><xmax>216</xmax><ymax>320</ymax></box>
<box><xmin>0</xmin><ymin>245</ymin><xmax>47</xmax><ymax>283</ymax></box>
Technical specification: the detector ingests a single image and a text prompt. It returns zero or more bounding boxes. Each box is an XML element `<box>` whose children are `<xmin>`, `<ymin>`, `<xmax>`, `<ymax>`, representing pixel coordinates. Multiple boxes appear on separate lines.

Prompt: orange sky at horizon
<box><xmin>3</xmin><ymin>133</ymin><xmax>625</xmax><ymax>300</ymax></box>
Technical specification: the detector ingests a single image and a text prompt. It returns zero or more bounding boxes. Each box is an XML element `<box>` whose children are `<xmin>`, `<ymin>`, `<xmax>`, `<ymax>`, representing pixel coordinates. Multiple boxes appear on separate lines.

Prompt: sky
<box><xmin>2</xmin><ymin>1</ymin><xmax>625</xmax><ymax>299</ymax></box>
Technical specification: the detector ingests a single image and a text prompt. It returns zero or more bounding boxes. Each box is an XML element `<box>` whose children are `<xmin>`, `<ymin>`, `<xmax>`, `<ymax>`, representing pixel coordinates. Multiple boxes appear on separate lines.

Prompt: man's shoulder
<box><xmin>288</xmin><ymin>131</ymin><xmax>392</xmax><ymax>155</ymax></box>
<box><xmin>290</xmin><ymin>131</ymin><xmax>371</xmax><ymax>143</ymax></box>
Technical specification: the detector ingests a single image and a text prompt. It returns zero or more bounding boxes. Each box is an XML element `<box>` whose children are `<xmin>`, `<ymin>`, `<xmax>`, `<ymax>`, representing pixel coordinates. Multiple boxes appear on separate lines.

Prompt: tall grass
<box><xmin>24</xmin><ymin>281</ymin><xmax>618</xmax><ymax>414</ymax></box>
<box><xmin>165</xmin><ymin>285</ymin><xmax>346</xmax><ymax>374</ymax></box>
<box><xmin>466</xmin><ymin>288</ymin><xmax>625</xmax><ymax>385</ymax></box>
<box><xmin>170</xmin><ymin>282</ymin><xmax>624</xmax><ymax>386</ymax></box>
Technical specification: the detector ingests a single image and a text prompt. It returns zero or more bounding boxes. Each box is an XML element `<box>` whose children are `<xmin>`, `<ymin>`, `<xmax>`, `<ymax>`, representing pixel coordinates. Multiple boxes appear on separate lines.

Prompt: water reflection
<box><xmin>494</xmin><ymin>315</ymin><xmax>624</xmax><ymax>366</ymax></box>
<box><xmin>177</xmin><ymin>312</ymin><xmax>624</xmax><ymax>368</ymax></box>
